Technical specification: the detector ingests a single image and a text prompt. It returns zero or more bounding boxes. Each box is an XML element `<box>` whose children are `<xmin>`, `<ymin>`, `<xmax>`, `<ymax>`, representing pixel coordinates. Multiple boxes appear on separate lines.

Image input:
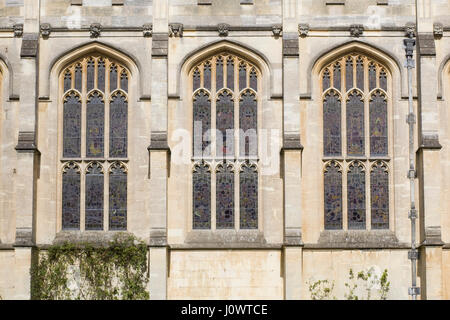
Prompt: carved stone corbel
<box><xmin>218</xmin><ymin>23</ymin><xmax>230</xmax><ymax>37</ymax></box>
<box><xmin>169</xmin><ymin>23</ymin><xmax>183</xmax><ymax>37</ymax></box>
<box><xmin>90</xmin><ymin>23</ymin><xmax>102</xmax><ymax>38</ymax></box>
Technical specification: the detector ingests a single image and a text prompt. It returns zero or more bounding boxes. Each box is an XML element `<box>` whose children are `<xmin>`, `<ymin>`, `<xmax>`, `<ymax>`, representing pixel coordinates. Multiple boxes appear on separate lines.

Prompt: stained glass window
<box><xmin>379</xmin><ymin>69</ymin><xmax>387</xmax><ymax>92</ymax></box>
<box><xmin>347</xmin><ymin>162</ymin><xmax>366</xmax><ymax>229</ymax></box>
<box><xmin>356</xmin><ymin>57</ymin><xmax>364</xmax><ymax>91</ymax></box>
<box><xmin>322</xmin><ymin>69</ymin><xmax>330</xmax><ymax>91</ymax></box>
<box><xmin>193</xmin><ymin>162</ymin><xmax>211</xmax><ymax>229</ymax></box>
<box><xmin>371</xmin><ymin>162</ymin><xmax>389</xmax><ymax>229</ymax></box>
<box><xmin>216</xmin><ymin>91</ymin><xmax>234</xmax><ymax>157</ymax></box>
<box><xmin>61</xmin><ymin>55</ymin><xmax>130</xmax><ymax>232</ymax></box>
<box><xmin>346</xmin><ymin>91</ymin><xmax>364</xmax><ymax>156</ymax></box>
<box><xmin>63</xmin><ymin>92</ymin><xmax>81</xmax><ymax>158</ymax></box>
<box><xmin>333</xmin><ymin>63</ymin><xmax>341</xmax><ymax>91</ymax></box>
<box><xmin>370</xmin><ymin>91</ymin><xmax>388</xmax><ymax>156</ymax></box>
<box><xmin>323</xmin><ymin>91</ymin><xmax>341</xmax><ymax>156</ymax></box>
<box><xmin>193</xmin><ymin>90</ymin><xmax>211</xmax><ymax>157</ymax></box>
<box><xmin>227</xmin><ymin>57</ymin><xmax>235</xmax><ymax>91</ymax></box>
<box><xmin>324</xmin><ymin>162</ymin><xmax>342</xmax><ymax>230</ymax></box>
<box><xmin>369</xmin><ymin>63</ymin><xmax>377</xmax><ymax>92</ymax></box>
<box><xmin>204</xmin><ymin>62</ymin><xmax>211</xmax><ymax>91</ymax></box>
<box><xmin>86</xmin><ymin>91</ymin><xmax>104</xmax><ymax>158</ymax></box>
<box><xmin>345</xmin><ymin>57</ymin><xmax>353</xmax><ymax>91</ymax></box>
<box><xmin>216</xmin><ymin>57</ymin><xmax>224</xmax><ymax>90</ymax></box>
<box><xmin>85</xmin><ymin>162</ymin><xmax>104</xmax><ymax>230</ymax></box>
<box><xmin>250</xmin><ymin>68</ymin><xmax>257</xmax><ymax>91</ymax></box>
<box><xmin>240</xmin><ymin>163</ymin><xmax>258</xmax><ymax>229</ymax></box>
<box><xmin>239</xmin><ymin>63</ymin><xmax>246</xmax><ymax>92</ymax></box>
<box><xmin>62</xmin><ymin>162</ymin><xmax>80</xmax><ymax>230</ymax></box>
<box><xmin>216</xmin><ymin>163</ymin><xmax>234</xmax><ymax>229</ymax></box>
<box><xmin>240</xmin><ymin>90</ymin><xmax>257</xmax><ymax>157</ymax></box>
<box><xmin>109</xmin><ymin>162</ymin><xmax>127</xmax><ymax>230</ymax></box>
<box><xmin>193</xmin><ymin>68</ymin><xmax>201</xmax><ymax>91</ymax></box>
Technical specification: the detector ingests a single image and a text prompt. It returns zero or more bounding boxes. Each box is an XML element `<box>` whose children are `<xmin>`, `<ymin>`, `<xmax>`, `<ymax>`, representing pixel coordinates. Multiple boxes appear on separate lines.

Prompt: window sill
<box><xmin>183</xmin><ymin>229</ymin><xmax>268</xmax><ymax>248</ymax></box>
<box><xmin>53</xmin><ymin>230</ymin><xmax>132</xmax><ymax>247</ymax></box>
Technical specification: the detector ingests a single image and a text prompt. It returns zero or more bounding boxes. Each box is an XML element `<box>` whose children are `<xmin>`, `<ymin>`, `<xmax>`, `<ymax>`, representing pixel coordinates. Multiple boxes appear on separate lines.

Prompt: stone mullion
<box><xmin>235</xmin><ymin>162</ymin><xmax>241</xmax><ymax>231</ymax></box>
<box><xmin>342</xmin><ymin>161</ymin><xmax>348</xmax><ymax>230</ymax></box>
<box><xmin>80</xmin><ymin>162</ymin><xmax>86</xmax><ymax>232</ymax></box>
<box><xmin>104</xmin><ymin>163</ymin><xmax>110</xmax><ymax>231</ymax></box>
<box><xmin>366</xmin><ymin>161</ymin><xmax>372</xmax><ymax>231</ymax></box>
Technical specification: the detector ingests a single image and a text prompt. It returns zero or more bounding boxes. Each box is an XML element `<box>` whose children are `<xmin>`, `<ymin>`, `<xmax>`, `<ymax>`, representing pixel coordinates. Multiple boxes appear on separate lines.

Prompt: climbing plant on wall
<box><xmin>31</xmin><ymin>233</ymin><xmax>149</xmax><ymax>300</ymax></box>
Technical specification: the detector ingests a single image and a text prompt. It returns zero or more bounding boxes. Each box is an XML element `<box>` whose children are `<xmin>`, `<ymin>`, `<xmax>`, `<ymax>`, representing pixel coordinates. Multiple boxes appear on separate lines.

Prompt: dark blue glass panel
<box><xmin>63</xmin><ymin>92</ymin><xmax>81</xmax><ymax>158</ymax></box>
<box><xmin>346</xmin><ymin>91</ymin><xmax>364</xmax><ymax>156</ymax></box>
<box><xmin>86</xmin><ymin>92</ymin><xmax>104</xmax><ymax>158</ymax></box>
<box><xmin>216</xmin><ymin>91</ymin><xmax>234</xmax><ymax>157</ymax></box>
<box><xmin>109</xmin><ymin>163</ymin><xmax>127</xmax><ymax>230</ymax></box>
<box><xmin>324</xmin><ymin>162</ymin><xmax>342</xmax><ymax>230</ymax></box>
<box><xmin>371</xmin><ymin>163</ymin><xmax>389</xmax><ymax>229</ymax></box>
<box><xmin>369</xmin><ymin>63</ymin><xmax>377</xmax><ymax>91</ymax></box>
<box><xmin>193</xmin><ymin>91</ymin><xmax>211</xmax><ymax>157</ymax></box>
<box><xmin>239</xmin><ymin>64</ymin><xmax>246</xmax><ymax>91</ymax></box>
<box><xmin>110</xmin><ymin>92</ymin><xmax>128</xmax><ymax>158</ymax></box>
<box><xmin>75</xmin><ymin>64</ymin><xmax>82</xmax><ymax>92</ymax></box>
<box><xmin>227</xmin><ymin>57</ymin><xmax>234</xmax><ymax>91</ymax></box>
<box><xmin>379</xmin><ymin>69</ymin><xmax>387</xmax><ymax>92</ymax></box>
<box><xmin>249</xmin><ymin>68</ymin><xmax>257</xmax><ymax>91</ymax></box>
<box><xmin>239</xmin><ymin>91</ymin><xmax>257</xmax><ymax>157</ymax></box>
<box><xmin>216</xmin><ymin>164</ymin><xmax>234</xmax><ymax>229</ymax></box>
<box><xmin>346</xmin><ymin>57</ymin><xmax>353</xmax><ymax>91</ymax></box>
<box><xmin>347</xmin><ymin>163</ymin><xmax>366</xmax><ymax>229</ymax></box>
<box><xmin>64</xmin><ymin>70</ymin><xmax>72</xmax><ymax>92</ymax></box>
<box><xmin>333</xmin><ymin>63</ymin><xmax>341</xmax><ymax>92</ymax></box>
<box><xmin>120</xmin><ymin>70</ymin><xmax>128</xmax><ymax>93</ymax></box>
<box><xmin>370</xmin><ymin>91</ymin><xmax>388</xmax><ymax>156</ymax></box>
<box><xmin>62</xmin><ymin>163</ymin><xmax>80</xmax><ymax>230</ymax></box>
<box><xmin>323</xmin><ymin>69</ymin><xmax>330</xmax><ymax>91</ymax></box>
<box><xmin>204</xmin><ymin>63</ymin><xmax>211</xmax><ymax>91</ymax></box>
<box><xmin>323</xmin><ymin>91</ymin><xmax>341</xmax><ymax>156</ymax></box>
<box><xmin>240</xmin><ymin>164</ymin><xmax>258</xmax><ymax>229</ymax></box>
<box><xmin>193</xmin><ymin>162</ymin><xmax>211</xmax><ymax>229</ymax></box>
<box><xmin>87</xmin><ymin>59</ymin><xmax>95</xmax><ymax>92</ymax></box>
<box><xmin>356</xmin><ymin>57</ymin><xmax>364</xmax><ymax>91</ymax></box>
<box><xmin>193</xmin><ymin>68</ymin><xmax>201</xmax><ymax>91</ymax></box>
<box><xmin>110</xmin><ymin>65</ymin><xmax>118</xmax><ymax>92</ymax></box>
<box><xmin>216</xmin><ymin>57</ymin><xmax>224</xmax><ymax>91</ymax></box>
<box><xmin>85</xmin><ymin>162</ymin><xmax>104</xmax><ymax>230</ymax></box>
<box><xmin>98</xmin><ymin>59</ymin><xmax>105</xmax><ymax>93</ymax></box>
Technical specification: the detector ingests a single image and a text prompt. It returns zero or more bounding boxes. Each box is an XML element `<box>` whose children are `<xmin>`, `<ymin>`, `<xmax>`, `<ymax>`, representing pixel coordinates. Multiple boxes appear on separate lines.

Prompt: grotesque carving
<box><xmin>90</xmin><ymin>23</ymin><xmax>102</xmax><ymax>38</ymax></box>
<box><xmin>13</xmin><ymin>24</ymin><xmax>23</xmax><ymax>38</ymax></box>
<box><xmin>433</xmin><ymin>23</ymin><xmax>443</xmax><ymax>39</ymax></box>
<box><xmin>350</xmin><ymin>24</ymin><xmax>364</xmax><ymax>38</ymax></box>
<box><xmin>298</xmin><ymin>23</ymin><xmax>310</xmax><ymax>38</ymax></box>
<box><xmin>218</xmin><ymin>23</ymin><xmax>230</xmax><ymax>37</ymax></box>
<box><xmin>272</xmin><ymin>24</ymin><xmax>282</xmax><ymax>38</ymax></box>
<box><xmin>143</xmin><ymin>24</ymin><xmax>153</xmax><ymax>37</ymax></box>
<box><xmin>405</xmin><ymin>23</ymin><xmax>416</xmax><ymax>38</ymax></box>
<box><xmin>40</xmin><ymin>23</ymin><xmax>51</xmax><ymax>39</ymax></box>
<box><xmin>169</xmin><ymin>23</ymin><xmax>183</xmax><ymax>37</ymax></box>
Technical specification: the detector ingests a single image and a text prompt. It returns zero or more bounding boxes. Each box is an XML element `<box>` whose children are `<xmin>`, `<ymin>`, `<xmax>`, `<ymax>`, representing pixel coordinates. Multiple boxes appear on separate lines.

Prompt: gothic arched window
<box><xmin>191</xmin><ymin>53</ymin><xmax>259</xmax><ymax>230</ymax></box>
<box><xmin>321</xmin><ymin>53</ymin><xmax>390</xmax><ymax>230</ymax></box>
<box><xmin>61</xmin><ymin>55</ymin><xmax>129</xmax><ymax>231</ymax></box>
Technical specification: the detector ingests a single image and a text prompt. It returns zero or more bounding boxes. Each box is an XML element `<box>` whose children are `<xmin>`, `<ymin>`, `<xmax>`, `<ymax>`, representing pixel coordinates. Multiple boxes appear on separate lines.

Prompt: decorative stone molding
<box><xmin>143</xmin><ymin>23</ymin><xmax>153</xmax><ymax>37</ymax></box>
<box><xmin>284</xmin><ymin>229</ymin><xmax>303</xmax><ymax>246</ymax></box>
<box><xmin>240</xmin><ymin>0</ymin><xmax>254</xmax><ymax>4</ymax></box>
<box><xmin>148</xmin><ymin>131</ymin><xmax>170</xmax><ymax>151</ymax></box>
<box><xmin>326</xmin><ymin>0</ymin><xmax>345</xmax><ymax>4</ymax></box>
<box><xmin>405</xmin><ymin>22</ymin><xmax>416</xmax><ymax>38</ymax></box>
<box><xmin>169</xmin><ymin>23</ymin><xmax>183</xmax><ymax>37</ymax></box>
<box><xmin>53</xmin><ymin>231</ymin><xmax>138</xmax><ymax>247</ymax></box>
<box><xmin>422</xmin><ymin>226</ymin><xmax>444</xmax><ymax>246</ymax></box>
<box><xmin>90</xmin><ymin>23</ymin><xmax>102</xmax><ymax>38</ymax></box>
<box><xmin>15</xmin><ymin>131</ymin><xmax>39</xmax><ymax>152</ymax></box>
<box><xmin>283</xmin><ymin>32</ymin><xmax>299</xmax><ymax>57</ymax></box>
<box><xmin>316</xmin><ymin>230</ymin><xmax>403</xmax><ymax>249</ymax></box>
<box><xmin>184</xmin><ymin>230</ymin><xmax>266</xmax><ymax>247</ymax></box>
<box><xmin>14</xmin><ymin>228</ymin><xmax>33</xmax><ymax>247</ymax></box>
<box><xmin>40</xmin><ymin>23</ymin><xmax>51</xmax><ymax>39</ymax></box>
<box><xmin>151</xmin><ymin>33</ymin><xmax>168</xmax><ymax>57</ymax></box>
<box><xmin>433</xmin><ymin>22</ymin><xmax>443</xmax><ymax>39</ymax></box>
<box><xmin>272</xmin><ymin>24</ymin><xmax>282</xmax><ymax>38</ymax></box>
<box><xmin>349</xmin><ymin>24</ymin><xmax>364</xmax><ymax>37</ymax></box>
<box><xmin>420</xmin><ymin>133</ymin><xmax>442</xmax><ymax>150</ymax></box>
<box><xmin>13</xmin><ymin>23</ymin><xmax>23</xmax><ymax>38</ymax></box>
<box><xmin>198</xmin><ymin>0</ymin><xmax>212</xmax><ymax>4</ymax></box>
<box><xmin>417</xmin><ymin>33</ymin><xmax>436</xmax><ymax>56</ymax></box>
<box><xmin>218</xmin><ymin>23</ymin><xmax>230</xmax><ymax>37</ymax></box>
<box><xmin>298</xmin><ymin>23</ymin><xmax>309</xmax><ymax>38</ymax></box>
<box><xmin>282</xmin><ymin>133</ymin><xmax>303</xmax><ymax>151</ymax></box>
<box><xmin>149</xmin><ymin>229</ymin><xmax>167</xmax><ymax>247</ymax></box>
<box><xmin>20</xmin><ymin>33</ymin><xmax>39</xmax><ymax>58</ymax></box>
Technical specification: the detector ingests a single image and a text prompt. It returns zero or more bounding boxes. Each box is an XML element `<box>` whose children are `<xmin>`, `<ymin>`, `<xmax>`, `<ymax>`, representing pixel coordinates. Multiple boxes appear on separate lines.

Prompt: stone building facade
<box><xmin>0</xmin><ymin>0</ymin><xmax>449</xmax><ymax>300</ymax></box>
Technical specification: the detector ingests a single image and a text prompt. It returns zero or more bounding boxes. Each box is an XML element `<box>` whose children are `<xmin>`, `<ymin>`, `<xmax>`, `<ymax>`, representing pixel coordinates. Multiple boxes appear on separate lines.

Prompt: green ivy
<box><xmin>31</xmin><ymin>233</ymin><xmax>149</xmax><ymax>300</ymax></box>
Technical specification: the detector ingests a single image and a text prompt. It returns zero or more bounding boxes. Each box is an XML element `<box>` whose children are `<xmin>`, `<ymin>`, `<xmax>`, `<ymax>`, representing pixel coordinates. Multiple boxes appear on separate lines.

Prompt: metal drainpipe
<box><xmin>404</xmin><ymin>29</ymin><xmax>420</xmax><ymax>300</ymax></box>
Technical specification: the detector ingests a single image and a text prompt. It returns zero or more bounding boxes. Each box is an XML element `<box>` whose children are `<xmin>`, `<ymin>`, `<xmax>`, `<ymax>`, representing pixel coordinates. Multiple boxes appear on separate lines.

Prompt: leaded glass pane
<box><xmin>193</xmin><ymin>68</ymin><xmax>201</xmax><ymax>91</ymax></box>
<box><xmin>356</xmin><ymin>57</ymin><xmax>364</xmax><ymax>91</ymax></box>
<box><xmin>227</xmin><ymin>57</ymin><xmax>234</xmax><ymax>91</ymax></box>
<box><xmin>110</xmin><ymin>65</ymin><xmax>118</xmax><ymax>92</ymax></box>
<box><xmin>345</xmin><ymin>57</ymin><xmax>353</xmax><ymax>91</ymax></box>
<box><xmin>369</xmin><ymin>63</ymin><xmax>377</xmax><ymax>91</ymax></box>
<box><xmin>370</xmin><ymin>91</ymin><xmax>388</xmax><ymax>156</ymax></box>
<box><xmin>346</xmin><ymin>91</ymin><xmax>364</xmax><ymax>156</ymax></box>
<box><xmin>250</xmin><ymin>68</ymin><xmax>257</xmax><ymax>91</ymax></box>
<box><xmin>62</xmin><ymin>163</ymin><xmax>80</xmax><ymax>230</ymax></box>
<box><xmin>216</xmin><ymin>57</ymin><xmax>224</xmax><ymax>91</ymax></box>
<box><xmin>86</xmin><ymin>92</ymin><xmax>104</xmax><ymax>158</ymax></box>
<box><xmin>216</xmin><ymin>164</ymin><xmax>234</xmax><ymax>229</ymax></box>
<box><xmin>193</xmin><ymin>91</ymin><xmax>211</xmax><ymax>157</ymax></box>
<box><xmin>240</xmin><ymin>164</ymin><xmax>258</xmax><ymax>229</ymax></box>
<box><xmin>75</xmin><ymin>64</ymin><xmax>82</xmax><ymax>92</ymax></box>
<box><xmin>109</xmin><ymin>163</ymin><xmax>127</xmax><ymax>230</ymax></box>
<box><xmin>85</xmin><ymin>162</ymin><xmax>104</xmax><ymax>230</ymax></box>
<box><xmin>216</xmin><ymin>91</ymin><xmax>234</xmax><ymax>157</ymax></box>
<box><xmin>333</xmin><ymin>63</ymin><xmax>341</xmax><ymax>92</ymax></box>
<box><xmin>379</xmin><ymin>69</ymin><xmax>387</xmax><ymax>92</ymax></box>
<box><xmin>239</xmin><ymin>91</ymin><xmax>257</xmax><ymax>157</ymax></box>
<box><xmin>120</xmin><ymin>70</ymin><xmax>128</xmax><ymax>93</ymax></box>
<box><xmin>64</xmin><ymin>70</ymin><xmax>72</xmax><ymax>92</ymax></box>
<box><xmin>323</xmin><ymin>91</ymin><xmax>341</xmax><ymax>156</ymax></box>
<box><xmin>239</xmin><ymin>63</ymin><xmax>246</xmax><ymax>91</ymax></box>
<box><xmin>63</xmin><ymin>92</ymin><xmax>81</xmax><ymax>158</ymax></box>
<box><xmin>322</xmin><ymin>69</ymin><xmax>330</xmax><ymax>91</ymax></box>
<box><xmin>87</xmin><ymin>59</ymin><xmax>95</xmax><ymax>92</ymax></box>
<box><xmin>371</xmin><ymin>163</ymin><xmax>389</xmax><ymax>229</ymax></box>
<box><xmin>347</xmin><ymin>163</ymin><xmax>366</xmax><ymax>229</ymax></box>
<box><xmin>193</xmin><ymin>162</ymin><xmax>211</xmax><ymax>229</ymax></box>
<box><xmin>204</xmin><ymin>62</ymin><xmax>211</xmax><ymax>91</ymax></box>
<box><xmin>98</xmin><ymin>59</ymin><xmax>105</xmax><ymax>92</ymax></box>
<box><xmin>110</xmin><ymin>92</ymin><xmax>128</xmax><ymax>158</ymax></box>
<box><xmin>324</xmin><ymin>162</ymin><xmax>342</xmax><ymax>230</ymax></box>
